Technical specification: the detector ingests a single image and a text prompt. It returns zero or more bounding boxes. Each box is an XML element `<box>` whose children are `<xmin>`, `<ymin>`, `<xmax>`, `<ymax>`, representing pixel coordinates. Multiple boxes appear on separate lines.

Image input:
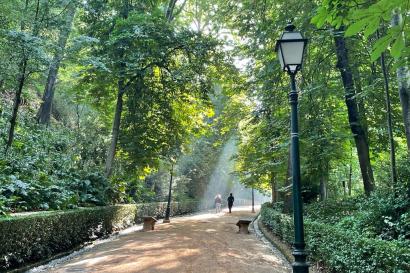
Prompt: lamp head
<box><xmin>275</xmin><ymin>24</ymin><xmax>308</xmax><ymax>74</ymax></box>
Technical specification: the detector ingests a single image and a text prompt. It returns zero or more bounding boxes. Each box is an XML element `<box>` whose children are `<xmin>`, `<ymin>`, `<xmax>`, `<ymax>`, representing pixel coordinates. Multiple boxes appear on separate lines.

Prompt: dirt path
<box><xmin>37</xmin><ymin>207</ymin><xmax>290</xmax><ymax>273</ymax></box>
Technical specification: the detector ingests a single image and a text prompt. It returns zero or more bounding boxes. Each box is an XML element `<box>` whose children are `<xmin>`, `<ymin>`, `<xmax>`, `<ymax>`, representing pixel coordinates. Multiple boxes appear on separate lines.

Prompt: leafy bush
<box><xmin>0</xmin><ymin>201</ymin><xmax>201</xmax><ymax>271</ymax></box>
<box><xmin>0</xmin><ymin>108</ymin><xmax>113</xmax><ymax>214</ymax></box>
<box><xmin>260</xmin><ymin>203</ymin><xmax>410</xmax><ymax>273</ymax></box>
<box><xmin>305</xmin><ymin>197</ymin><xmax>359</xmax><ymax>223</ymax></box>
<box><xmin>305</xmin><ymin>191</ymin><xmax>410</xmax><ymax>240</ymax></box>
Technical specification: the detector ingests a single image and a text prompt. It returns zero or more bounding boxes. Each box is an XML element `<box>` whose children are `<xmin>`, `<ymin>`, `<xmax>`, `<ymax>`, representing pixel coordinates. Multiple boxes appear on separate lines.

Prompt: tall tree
<box><xmin>104</xmin><ymin>0</ymin><xmax>187</xmax><ymax>176</ymax></box>
<box><xmin>333</xmin><ymin>33</ymin><xmax>375</xmax><ymax>195</ymax></box>
<box><xmin>377</xmin><ymin>29</ymin><xmax>398</xmax><ymax>186</ymax></box>
<box><xmin>5</xmin><ymin>0</ymin><xmax>49</xmax><ymax>152</ymax></box>
<box><xmin>392</xmin><ymin>10</ymin><xmax>410</xmax><ymax>156</ymax></box>
<box><xmin>104</xmin><ymin>0</ymin><xmax>130</xmax><ymax>177</ymax></box>
<box><xmin>37</xmin><ymin>0</ymin><xmax>77</xmax><ymax>125</ymax></box>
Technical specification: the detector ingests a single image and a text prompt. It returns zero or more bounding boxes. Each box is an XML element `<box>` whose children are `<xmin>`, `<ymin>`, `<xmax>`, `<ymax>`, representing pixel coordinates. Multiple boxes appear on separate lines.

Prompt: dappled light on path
<box><xmin>42</xmin><ymin>207</ymin><xmax>290</xmax><ymax>273</ymax></box>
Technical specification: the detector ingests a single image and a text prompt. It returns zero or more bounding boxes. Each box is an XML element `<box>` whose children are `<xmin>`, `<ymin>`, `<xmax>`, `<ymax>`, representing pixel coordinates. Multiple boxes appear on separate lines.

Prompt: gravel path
<box><xmin>33</xmin><ymin>206</ymin><xmax>291</xmax><ymax>273</ymax></box>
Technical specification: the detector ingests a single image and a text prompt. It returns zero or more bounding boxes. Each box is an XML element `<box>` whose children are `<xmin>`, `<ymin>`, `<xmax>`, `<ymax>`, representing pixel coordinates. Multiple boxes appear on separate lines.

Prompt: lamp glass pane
<box><xmin>280</xmin><ymin>41</ymin><xmax>305</xmax><ymax>66</ymax></box>
<box><xmin>277</xmin><ymin>47</ymin><xmax>285</xmax><ymax>70</ymax></box>
<box><xmin>279</xmin><ymin>31</ymin><xmax>305</xmax><ymax>70</ymax></box>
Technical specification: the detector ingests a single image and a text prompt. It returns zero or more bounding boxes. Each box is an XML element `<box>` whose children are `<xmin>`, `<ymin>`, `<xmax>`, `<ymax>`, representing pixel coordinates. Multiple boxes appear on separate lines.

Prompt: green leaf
<box><xmin>371</xmin><ymin>33</ymin><xmax>392</xmax><ymax>61</ymax></box>
<box><xmin>344</xmin><ymin>19</ymin><xmax>368</xmax><ymax>37</ymax></box>
<box><xmin>363</xmin><ymin>17</ymin><xmax>380</xmax><ymax>37</ymax></box>
<box><xmin>311</xmin><ymin>7</ymin><xmax>328</xmax><ymax>28</ymax></box>
<box><xmin>390</xmin><ymin>37</ymin><xmax>405</xmax><ymax>58</ymax></box>
<box><xmin>334</xmin><ymin>16</ymin><xmax>343</xmax><ymax>30</ymax></box>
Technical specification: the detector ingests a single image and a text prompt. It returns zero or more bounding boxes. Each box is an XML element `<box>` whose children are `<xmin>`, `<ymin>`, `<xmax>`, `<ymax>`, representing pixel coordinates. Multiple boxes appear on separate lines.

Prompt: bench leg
<box><xmin>143</xmin><ymin>222</ymin><xmax>154</xmax><ymax>231</ymax></box>
<box><xmin>238</xmin><ymin>224</ymin><xmax>249</xmax><ymax>234</ymax></box>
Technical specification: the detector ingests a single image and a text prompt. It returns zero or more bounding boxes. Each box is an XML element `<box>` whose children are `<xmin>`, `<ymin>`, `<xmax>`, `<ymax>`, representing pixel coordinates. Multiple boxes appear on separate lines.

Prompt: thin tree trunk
<box><xmin>104</xmin><ymin>0</ymin><xmax>129</xmax><ymax>177</ymax></box>
<box><xmin>5</xmin><ymin>0</ymin><xmax>32</xmax><ymax>152</ymax></box>
<box><xmin>343</xmin><ymin>180</ymin><xmax>347</xmax><ymax>196</ymax></box>
<box><xmin>378</xmin><ymin>30</ymin><xmax>398</xmax><ymax>187</ymax></box>
<box><xmin>334</xmin><ymin>32</ymin><xmax>375</xmax><ymax>196</ymax></box>
<box><xmin>319</xmin><ymin>175</ymin><xmax>327</xmax><ymax>201</ymax></box>
<box><xmin>348</xmin><ymin>146</ymin><xmax>353</xmax><ymax>196</ymax></box>
<box><xmin>392</xmin><ymin>10</ymin><xmax>410</xmax><ymax>156</ymax></box>
<box><xmin>251</xmin><ymin>187</ymin><xmax>255</xmax><ymax>212</ymax></box>
<box><xmin>104</xmin><ymin>85</ymin><xmax>125</xmax><ymax>177</ymax></box>
<box><xmin>37</xmin><ymin>3</ymin><xmax>76</xmax><ymax>125</ymax></box>
<box><xmin>76</xmin><ymin>104</ymin><xmax>81</xmax><ymax>130</ymax></box>
<box><xmin>271</xmin><ymin>174</ymin><xmax>276</xmax><ymax>203</ymax></box>
<box><xmin>319</xmin><ymin>162</ymin><xmax>328</xmax><ymax>201</ymax></box>
<box><xmin>6</xmin><ymin>59</ymin><xmax>28</xmax><ymax>153</ymax></box>
<box><xmin>352</xmin><ymin>65</ymin><xmax>369</xmax><ymax>140</ymax></box>
<box><xmin>166</xmin><ymin>0</ymin><xmax>178</xmax><ymax>21</ymax></box>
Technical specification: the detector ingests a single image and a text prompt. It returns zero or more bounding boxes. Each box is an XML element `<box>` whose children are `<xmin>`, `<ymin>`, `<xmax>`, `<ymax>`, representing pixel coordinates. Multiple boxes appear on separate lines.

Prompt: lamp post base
<box><xmin>292</xmin><ymin>263</ymin><xmax>309</xmax><ymax>273</ymax></box>
<box><xmin>292</xmin><ymin>248</ymin><xmax>309</xmax><ymax>273</ymax></box>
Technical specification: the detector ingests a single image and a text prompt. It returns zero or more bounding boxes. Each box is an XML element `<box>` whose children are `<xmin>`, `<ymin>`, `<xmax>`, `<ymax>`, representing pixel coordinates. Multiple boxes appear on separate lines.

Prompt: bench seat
<box><xmin>143</xmin><ymin>216</ymin><xmax>158</xmax><ymax>231</ymax></box>
<box><xmin>236</xmin><ymin>219</ymin><xmax>252</xmax><ymax>234</ymax></box>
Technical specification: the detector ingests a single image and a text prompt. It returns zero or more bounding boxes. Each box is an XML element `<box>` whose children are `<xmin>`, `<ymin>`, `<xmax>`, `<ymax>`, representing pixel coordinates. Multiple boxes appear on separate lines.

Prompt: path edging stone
<box><xmin>252</xmin><ymin>215</ymin><xmax>291</xmax><ymax>270</ymax></box>
<box><xmin>255</xmin><ymin>215</ymin><xmax>321</xmax><ymax>273</ymax></box>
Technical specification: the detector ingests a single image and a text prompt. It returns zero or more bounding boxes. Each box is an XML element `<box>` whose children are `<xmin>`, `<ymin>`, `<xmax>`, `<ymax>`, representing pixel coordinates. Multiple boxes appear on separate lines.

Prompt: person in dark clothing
<box><xmin>227</xmin><ymin>193</ymin><xmax>234</xmax><ymax>213</ymax></box>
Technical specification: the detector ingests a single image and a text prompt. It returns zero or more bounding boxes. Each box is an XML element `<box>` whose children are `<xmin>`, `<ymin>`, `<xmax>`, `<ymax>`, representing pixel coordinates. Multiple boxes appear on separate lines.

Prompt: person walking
<box><xmin>227</xmin><ymin>193</ymin><xmax>234</xmax><ymax>213</ymax></box>
<box><xmin>214</xmin><ymin>194</ymin><xmax>222</xmax><ymax>213</ymax></box>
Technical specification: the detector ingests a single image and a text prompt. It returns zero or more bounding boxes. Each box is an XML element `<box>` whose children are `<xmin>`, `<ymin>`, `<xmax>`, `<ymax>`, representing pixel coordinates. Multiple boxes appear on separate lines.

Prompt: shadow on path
<box><xmin>36</xmin><ymin>206</ymin><xmax>290</xmax><ymax>273</ymax></box>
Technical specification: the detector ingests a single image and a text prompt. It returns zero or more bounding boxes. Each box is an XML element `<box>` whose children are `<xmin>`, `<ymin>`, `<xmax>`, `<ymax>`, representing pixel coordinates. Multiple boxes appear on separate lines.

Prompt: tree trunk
<box><xmin>378</xmin><ymin>30</ymin><xmax>398</xmax><ymax>187</ymax></box>
<box><xmin>104</xmin><ymin>85</ymin><xmax>125</xmax><ymax>177</ymax></box>
<box><xmin>104</xmin><ymin>1</ymin><xmax>129</xmax><ymax>177</ymax></box>
<box><xmin>352</xmin><ymin>65</ymin><xmax>369</xmax><ymax>140</ymax></box>
<box><xmin>319</xmin><ymin>162</ymin><xmax>328</xmax><ymax>201</ymax></box>
<box><xmin>334</xmin><ymin>33</ymin><xmax>375</xmax><ymax>196</ymax></box>
<box><xmin>5</xmin><ymin>0</ymin><xmax>33</xmax><ymax>152</ymax></box>
<box><xmin>319</xmin><ymin>175</ymin><xmax>327</xmax><ymax>201</ymax></box>
<box><xmin>37</xmin><ymin>3</ymin><xmax>76</xmax><ymax>125</ymax></box>
<box><xmin>271</xmin><ymin>174</ymin><xmax>276</xmax><ymax>203</ymax></box>
<box><xmin>392</xmin><ymin>10</ymin><xmax>410</xmax><ymax>156</ymax></box>
<box><xmin>348</xmin><ymin>146</ymin><xmax>353</xmax><ymax>196</ymax></box>
<box><xmin>166</xmin><ymin>0</ymin><xmax>178</xmax><ymax>21</ymax></box>
<box><xmin>6</xmin><ymin>58</ymin><xmax>28</xmax><ymax>153</ymax></box>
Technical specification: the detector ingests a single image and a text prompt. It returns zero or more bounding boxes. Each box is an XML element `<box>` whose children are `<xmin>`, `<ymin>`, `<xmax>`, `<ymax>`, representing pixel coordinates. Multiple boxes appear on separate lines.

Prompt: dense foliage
<box><xmin>0</xmin><ymin>106</ymin><xmax>112</xmax><ymax>213</ymax></box>
<box><xmin>261</xmin><ymin>197</ymin><xmax>410</xmax><ymax>272</ymax></box>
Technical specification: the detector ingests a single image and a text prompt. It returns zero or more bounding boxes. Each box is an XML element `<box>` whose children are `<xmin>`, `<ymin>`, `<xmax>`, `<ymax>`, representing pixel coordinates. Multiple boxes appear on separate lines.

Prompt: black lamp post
<box><xmin>275</xmin><ymin>23</ymin><xmax>309</xmax><ymax>273</ymax></box>
<box><xmin>163</xmin><ymin>162</ymin><xmax>174</xmax><ymax>223</ymax></box>
<box><xmin>251</xmin><ymin>187</ymin><xmax>255</xmax><ymax>213</ymax></box>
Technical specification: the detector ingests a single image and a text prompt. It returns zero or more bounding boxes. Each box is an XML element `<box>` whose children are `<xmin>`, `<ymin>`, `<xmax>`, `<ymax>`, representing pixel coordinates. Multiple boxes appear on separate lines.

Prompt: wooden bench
<box><xmin>142</xmin><ymin>216</ymin><xmax>158</xmax><ymax>231</ymax></box>
<box><xmin>236</xmin><ymin>219</ymin><xmax>252</xmax><ymax>234</ymax></box>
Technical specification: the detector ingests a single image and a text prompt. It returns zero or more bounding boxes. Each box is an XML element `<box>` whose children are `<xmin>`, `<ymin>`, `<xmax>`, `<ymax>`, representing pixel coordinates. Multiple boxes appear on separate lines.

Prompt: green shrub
<box><xmin>0</xmin><ymin>201</ymin><xmax>200</xmax><ymax>271</ymax></box>
<box><xmin>305</xmin><ymin>191</ymin><xmax>410</xmax><ymax>240</ymax></box>
<box><xmin>0</xmin><ymin>109</ymin><xmax>112</xmax><ymax>215</ymax></box>
<box><xmin>260</xmin><ymin>203</ymin><xmax>410</xmax><ymax>273</ymax></box>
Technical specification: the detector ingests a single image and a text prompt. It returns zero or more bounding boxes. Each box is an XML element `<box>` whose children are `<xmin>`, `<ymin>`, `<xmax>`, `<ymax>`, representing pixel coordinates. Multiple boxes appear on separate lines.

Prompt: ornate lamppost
<box><xmin>251</xmin><ymin>187</ymin><xmax>255</xmax><ymax>213</ymax></box>
<box><xmin>275</xmin><ymin>23</ymin><xmax>309</xmax><ymax>273</ymax></box>
<box><xmin>163</xmin><ymin>157</ymin><xmax>176</xmax><ymax>223</ymax></box>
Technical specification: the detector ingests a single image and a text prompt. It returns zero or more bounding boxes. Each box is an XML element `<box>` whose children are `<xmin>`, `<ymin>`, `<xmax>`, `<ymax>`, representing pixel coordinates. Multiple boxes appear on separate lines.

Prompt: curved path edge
<box><xmin>252</xmin><ymin>215</ymin><xmax>291</xmax><ymax>268</ymax></box>
<box><xmin>254</xmin><ymin>216</ymin><xmax>320</xmax><ymax>273</ymax></box>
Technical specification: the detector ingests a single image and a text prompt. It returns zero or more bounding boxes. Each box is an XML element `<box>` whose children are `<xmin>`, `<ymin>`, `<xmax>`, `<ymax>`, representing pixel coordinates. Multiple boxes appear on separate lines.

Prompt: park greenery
<box><xmin>0</xmin><ymin>0</ymin><xmax>409</xmax><ymax>271</ymax></box>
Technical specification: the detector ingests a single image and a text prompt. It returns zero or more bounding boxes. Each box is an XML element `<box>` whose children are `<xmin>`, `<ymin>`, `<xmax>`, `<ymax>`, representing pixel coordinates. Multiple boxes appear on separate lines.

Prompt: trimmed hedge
<box><xmin>260</xmin><ymin>203</ymin><xmax>410</xmax><ymax>273</ymax></box>
<box><xmin>0</xmin><ymin>201</ymin><xmax>201</xmax><ymax>271</ymax></box>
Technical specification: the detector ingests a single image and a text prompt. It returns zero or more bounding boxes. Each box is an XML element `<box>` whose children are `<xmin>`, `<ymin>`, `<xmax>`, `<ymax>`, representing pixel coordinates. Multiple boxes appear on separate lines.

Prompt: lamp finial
<box><xmin>285</xmin><ymin>22</ymin><xmax>295</xmax><ymax>32</ymax></box>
